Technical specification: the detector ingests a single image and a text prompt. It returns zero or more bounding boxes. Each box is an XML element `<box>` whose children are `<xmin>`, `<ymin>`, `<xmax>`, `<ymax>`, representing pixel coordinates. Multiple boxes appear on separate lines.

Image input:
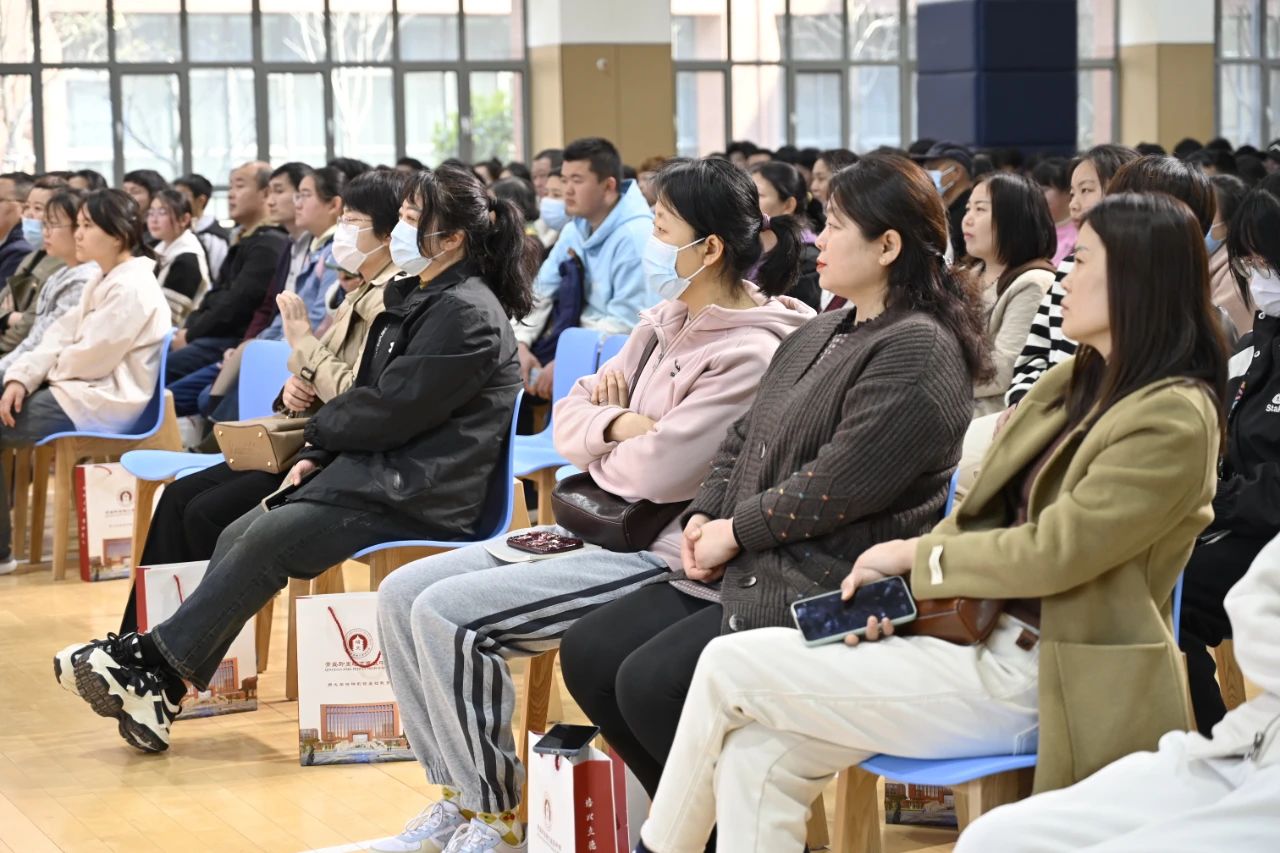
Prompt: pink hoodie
<box><xmin>553</xmin><ymin>286</ymin><xmax>814</xmax><ymax>568</ymax></box>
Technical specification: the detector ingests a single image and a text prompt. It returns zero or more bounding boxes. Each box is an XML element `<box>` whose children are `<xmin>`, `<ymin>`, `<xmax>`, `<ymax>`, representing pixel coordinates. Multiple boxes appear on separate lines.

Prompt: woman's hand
<box><xmin>681</xmin><ymin>514</ymin><xmax>716</xmax><ymax>581</ymax></box>
<box><xmin>841</xmin><ymin>538</ymin><xmax>918</xmax><ymax>600</ymax></box>
<box><xmin>281</xmin><ymin>375</ymin><xmax>318</xmax><ymax>413</ymax></box>
<box><xmin>590</xmin><ymin>371</ymin><xmax>630</xmax><ymax>408</ymax></box>
<box><xmin>531</xmin><ymin>360</ymin><xmax>555</xmax><ymax>400</ymax></box>
<box><xmin>277</xmin><ymin>292</ymin><xmax>313</xmax><ymax>348</ymax></box>
<box><xmin>684</xmin><ymin>517</ymin><xmax>740</xmax><ymax>583</ymax></box>
<box><xmin>170</xmin><ymin>329</ymin><xmax>188</xmax><ymax>351</ymax></box>
<box><xmin>843</xmin><ymin>615</ymin><xmax>898</xmax><ymax>647</ymax></box>
<box><xmin>0</xmin><ymin>381</ymin><xmax>26</xmax><ymax>428</ymax></box>
<box><xmin>517</xmin><ymin>343</ymin><xmax>541</xmax><ymax>389</ymax></box>
<box><xmin>604</xmin><ymin>412</ymin><xmax>656</xmax><ymax>443</ymax></box>
<box><xmin>285</xmin><ymin>458</ymin><xmax>318</xmax><ymax>487</ymax></box>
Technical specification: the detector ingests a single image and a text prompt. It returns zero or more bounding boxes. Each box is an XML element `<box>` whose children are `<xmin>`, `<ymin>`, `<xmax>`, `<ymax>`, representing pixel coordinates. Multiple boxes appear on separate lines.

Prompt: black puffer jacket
<box><xmin>294</xmin><ymin>261</ymin><xmax>521</xmax><ymax>537</ymax></box>
<box><xmin>1213</xmin><ymin>311</ymin><xmax>1280</xmax><ymax>537</ymax></box>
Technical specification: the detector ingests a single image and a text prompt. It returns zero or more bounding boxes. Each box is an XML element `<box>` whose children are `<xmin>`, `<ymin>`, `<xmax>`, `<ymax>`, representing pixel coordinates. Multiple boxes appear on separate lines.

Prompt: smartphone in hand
<box><xmin>790</xmin><ymin>577</ymin><xmax>918</xmax><ymax>647</ymax></box>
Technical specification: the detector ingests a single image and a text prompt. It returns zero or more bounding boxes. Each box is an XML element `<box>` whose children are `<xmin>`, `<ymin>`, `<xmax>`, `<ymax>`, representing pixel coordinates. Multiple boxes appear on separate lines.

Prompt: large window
<box><xmin>1078</xmin><ymin>0</ymin><xmax>1118</xmax><ymax>150</ymax></box>
<box><xmin>1217</xmin><ymin>0</ymin><xmax>1280</xmax><ymax>146</ymax></box>
<box><xmin>672</xmin><ymin>0</ymin><xmax>917</xmax><ymax>157</ymax></box>
<box><xmin>0</xmin><ymin>0</ymin><xmax>528</xmax><ymax>191</ymax></box>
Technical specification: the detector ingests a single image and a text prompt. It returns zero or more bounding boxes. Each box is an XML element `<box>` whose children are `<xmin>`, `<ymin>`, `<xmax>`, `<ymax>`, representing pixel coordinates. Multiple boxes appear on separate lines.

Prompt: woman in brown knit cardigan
<box><xmin>558</xmin><ymin>152</ymin><xmax>992</xmax><ymax>803</ymax></box>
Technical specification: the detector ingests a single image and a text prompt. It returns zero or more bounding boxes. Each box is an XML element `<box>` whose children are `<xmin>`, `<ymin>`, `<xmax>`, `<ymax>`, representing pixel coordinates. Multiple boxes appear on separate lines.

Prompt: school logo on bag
<box><xmin>1268</xmin><ymin>393</ymin><xmax>1280</xmax><ymax>413</ymax></box>
<box><xmin>344</xmin><ymin>628</ymin><xmax>377</xmax><ymax>664</ymax></box>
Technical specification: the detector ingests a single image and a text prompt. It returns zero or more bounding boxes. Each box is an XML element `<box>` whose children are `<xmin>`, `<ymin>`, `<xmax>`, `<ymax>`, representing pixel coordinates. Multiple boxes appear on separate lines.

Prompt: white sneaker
<box><xmin>0</xmin><ymin>556</ymin><xmax>17</xmax><ymax>575</ymax></box>
<box><xmin>367</xmin><ymin>800</ymin><xmax>468</xmax><ymax>853</ymax></box>
<box><xmin>441</xmin><ymin>819</ymin><xmax>526</xmax><ymax>853</ymax></box>
<box><xmin>177</xmin><ymin>415</ymin><xmax>208</xmax><ymax>451</ymax></box>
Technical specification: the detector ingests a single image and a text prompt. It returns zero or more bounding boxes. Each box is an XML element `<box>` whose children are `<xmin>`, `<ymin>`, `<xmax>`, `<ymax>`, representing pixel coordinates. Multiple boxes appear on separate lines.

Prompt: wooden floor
<box><xmin>0</xmin><ymin>559</ymin><xmax>958</xmax><ymax>853</ymax></box>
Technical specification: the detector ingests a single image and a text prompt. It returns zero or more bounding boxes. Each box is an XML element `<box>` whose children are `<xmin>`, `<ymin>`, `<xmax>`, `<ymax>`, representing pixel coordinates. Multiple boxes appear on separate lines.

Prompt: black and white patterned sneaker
<box><xmin>72</xmin><ymin>633</ymin><xmax>183</xmax><ymax>753</ymax></box>
<box><xmin>53</xmin><ymin>640</ymin><xmax>97</xmax><ymax>696</ymax></box>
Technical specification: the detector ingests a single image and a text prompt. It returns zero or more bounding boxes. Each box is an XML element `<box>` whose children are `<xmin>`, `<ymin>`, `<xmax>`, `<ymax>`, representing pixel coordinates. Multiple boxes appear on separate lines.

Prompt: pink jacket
<box><xmin>554</xmin><ymin>286</ymin><xmax>814</xmax><ymax>568</ymax></box>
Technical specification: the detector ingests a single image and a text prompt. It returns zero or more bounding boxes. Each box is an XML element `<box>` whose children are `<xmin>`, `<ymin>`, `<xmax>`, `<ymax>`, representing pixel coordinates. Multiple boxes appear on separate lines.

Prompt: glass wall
<box><xmin>1217</xmin><ymin>0</ymin><xmax>1280</xmax><ymax>145</ymax></box>
<box><xmin>0</xmin><ymin>0</ymin><xmax>529</xmax><ymax>188</ymax></box>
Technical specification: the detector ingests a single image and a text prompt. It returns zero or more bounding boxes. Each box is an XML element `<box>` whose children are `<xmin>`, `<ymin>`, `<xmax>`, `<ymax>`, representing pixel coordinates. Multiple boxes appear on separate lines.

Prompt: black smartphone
<box><xmin>790</xmin><ymin>576</ymin><xmax>918</xmax><ymax>646</ymax></box>
<box><xmin>532</xmin><ymin>723</ymin><xmax>601</xmax><ymax>757</ymax></box>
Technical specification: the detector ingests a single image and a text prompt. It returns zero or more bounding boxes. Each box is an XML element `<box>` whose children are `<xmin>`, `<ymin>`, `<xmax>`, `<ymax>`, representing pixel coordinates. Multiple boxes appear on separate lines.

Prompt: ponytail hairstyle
<box><xmin>750</xmin><ymin>161</ymin><xmax>812</xmax><ymax>232</ymax></box>
<box><xmin>307</xmin><ymin>165</ymin><xmax>348</xmax><ymax>205</ymax></box>
<box><xmin>83</xmin><ymin>188</ymin><xmax>155</xmax><ymax>260</ymax></box>
<box><xmin>408</xmin><ymin>163</ymin><xmax>535</xmax><ymax>320</ymax></box>
<box><xmin>652</xmin><ymin>157</ymin><xmax>801</xmax><ymax>298</ymax></box>
<box><xmin>827</xmin><ymin>153</ymin><xmax>994</xmax><ymax>384</ymax></box>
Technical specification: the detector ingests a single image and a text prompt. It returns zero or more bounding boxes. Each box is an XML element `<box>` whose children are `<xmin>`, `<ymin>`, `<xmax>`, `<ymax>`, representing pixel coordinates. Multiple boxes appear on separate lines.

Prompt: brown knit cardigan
<box><xmin>683</xmin><ymin>306</ymin><xmax>975</xmax><ymax>634</ymax></box>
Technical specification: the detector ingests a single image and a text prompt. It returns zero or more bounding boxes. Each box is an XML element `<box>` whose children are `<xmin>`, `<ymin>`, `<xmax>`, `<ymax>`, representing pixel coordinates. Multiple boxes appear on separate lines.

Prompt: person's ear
<box><xmin>782</xmin><ymin>197</ymin><xmax>798</xmax><ymax>217</ymax></box>
<box><xmin>880</xmin><ymin>229</ymin><xmax>903</xmax><ymax>267</ymax></box>
<box><xmin>703</xmin><ymin>234</ymin><xmax>724</xmax><ymax>268</ymax></box>
<box><xmin>439</xmin><ymin>229</ymin><xmax>465</xmax><ymax>254</ymax></box>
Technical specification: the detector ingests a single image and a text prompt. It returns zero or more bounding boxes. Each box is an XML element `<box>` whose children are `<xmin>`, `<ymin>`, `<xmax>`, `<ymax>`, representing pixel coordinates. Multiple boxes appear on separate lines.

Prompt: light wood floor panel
<box><xmin>3</xmin><ymin>560</ymin><xmax>959</xmax><ymax>852</ymax></box>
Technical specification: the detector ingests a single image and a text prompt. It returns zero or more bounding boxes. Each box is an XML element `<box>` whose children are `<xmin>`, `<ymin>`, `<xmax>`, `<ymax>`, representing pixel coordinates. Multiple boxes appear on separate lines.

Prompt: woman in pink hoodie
<box><xmin>371</xmin><ymin>157</ymin><xmax>814</xmax><ymax>853</ymax></box>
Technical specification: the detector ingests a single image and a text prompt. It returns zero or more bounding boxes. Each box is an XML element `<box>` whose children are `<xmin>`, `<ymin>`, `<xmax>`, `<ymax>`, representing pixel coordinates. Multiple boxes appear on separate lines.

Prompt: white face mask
<box><xmin>643</xmin><ymin>235</ymin><xmax>707</xmax><ymax>301</ymax></box>
<box><xmin>390</xmin><ymin>220</ymin><xmax>446</xmax><ymax>276</ymax></box>
<box><xmin>332</xmin><ymin>222</ymin><xmax>376</xmax><ymax>273</ymax></box>
<box><xmin>1249</xmin><ymin>266</ymin><xmax>1280</xmax><ymax>316</ymax></box>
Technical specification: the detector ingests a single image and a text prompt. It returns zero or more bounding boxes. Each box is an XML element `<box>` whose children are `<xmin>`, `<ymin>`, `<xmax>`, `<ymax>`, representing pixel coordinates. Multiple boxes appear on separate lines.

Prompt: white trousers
<box><xmin>639</xmin><ymin>615</ymin><xmax>1041</xmax><ymax>853</ymax></box>
<box><xmin>955</xmin><ymin>731</ymin><xmax>1280</xmax><ymax>852</ymax></box>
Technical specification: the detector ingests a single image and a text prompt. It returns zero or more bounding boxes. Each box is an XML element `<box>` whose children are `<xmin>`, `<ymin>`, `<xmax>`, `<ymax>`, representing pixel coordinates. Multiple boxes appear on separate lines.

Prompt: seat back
<box><xmin>944</xmin><ymin>468</ymin><xmax>961</xmax><ymax>516</ymax></box>
<box><xmin>119</xmin><ymin>327</ymin><xmax>178</xmax><ymax>438</ymax></box>
<box><xmin>472</xmin><ymin>388</ymin><xmax>526</xmax><ymax>541</ymax></box>
<box><xmin>551</xmin><ymin>327</ymin><xmax>601</xmax><ymax>404</ymax></box>
<box><xmin>598</xmin><ymin>333</ymin><xmax>628</xmax><ymax>366</ymax></box>
<box><xmin>239</xmin><ymin>339</ymin><xmax>294</xmax><ymax>419</ymax></box>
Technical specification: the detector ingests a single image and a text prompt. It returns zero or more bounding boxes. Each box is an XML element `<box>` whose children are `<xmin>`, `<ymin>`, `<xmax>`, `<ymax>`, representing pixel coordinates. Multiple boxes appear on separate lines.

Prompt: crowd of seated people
<box><xmin>0</xmin><ymin>128</ymin><xmax>1272</xmax><ymax>853</ymax></box>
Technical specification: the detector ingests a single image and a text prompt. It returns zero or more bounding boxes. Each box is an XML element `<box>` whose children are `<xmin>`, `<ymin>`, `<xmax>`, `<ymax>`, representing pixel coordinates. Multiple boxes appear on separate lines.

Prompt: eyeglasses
<box><xmin>293</xmin><ymin>191</ymin><xmax>316</xmax><ymax>203</ymax></box>
<box><xmin>146</xmin><ymin>209</ymin><xmax>170</xmax><ymax>219</ymax></box>
<box><xmin>339</xmin><ymin>217</ymin><xmax>372</xmax><ymax>227</ymax></box>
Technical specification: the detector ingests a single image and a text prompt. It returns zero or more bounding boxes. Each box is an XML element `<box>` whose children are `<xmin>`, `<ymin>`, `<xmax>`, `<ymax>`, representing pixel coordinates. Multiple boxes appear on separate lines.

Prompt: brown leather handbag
<box><xmin>214</xmin><ymin>416</ymin><xmax>309</xmax><ymax>473</ymax></box>
<box><xmin>550</xmin><ymin>333</ymin><xmax>691</xmax><ymax>552</ymax></box>
<box><xmin>901</xmin><ymin>597</ymin><xmax>1005</xmax><ymax>646</ymax></box>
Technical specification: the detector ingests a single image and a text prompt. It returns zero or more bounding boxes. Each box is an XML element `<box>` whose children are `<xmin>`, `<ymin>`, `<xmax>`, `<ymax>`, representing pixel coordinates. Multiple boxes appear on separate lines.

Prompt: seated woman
<box><xmin>960</xmin><ymin>172</ymin><xmax>1057</xmax><ymax>416</ymax></box>
<box><xmin>54</xmin><ymin>164</ymin><xmax>535</xmax><ymax>754</ymax></box>
<box><xmin>630</xmin><ymin>191</ymin><xmax>1227</xmax><ymax>853</ymax></box>
<box><xmin>1180</xmin><ymin>185</ymin><xmax>1280</xmax><ymax>734</ymax></box>
<box><xmin>148</xmin><ymin>188</ymin><xmax>211</xmax><ymax>325</ymax></box>
<box><xmin>750</xmin><ymin>161</ymin><xmax>822</xmax><ymax>311</ymax></box>
<box><xmin>112</xmin><ymin>169</ymin><xmax>405</xmax><ymax>634</ymax></box>
<box><xmin>369</xmin><ymin>157</ymin><xmax>813</xmax><ymax>853</ymax></box>
<box><xmin>0</xmin><ymin>190</ymin><xmax>170</xmax><ymax>574</ymax></box>
<box><xmin>1207</xmin><ymin>173</ymin><xmax>1252</xmax><ymax>337</ymax></box>
<box><xmin>557</xmin><ymin>153</ymin><xmax>988</xmax><ymax>810</ymax></box>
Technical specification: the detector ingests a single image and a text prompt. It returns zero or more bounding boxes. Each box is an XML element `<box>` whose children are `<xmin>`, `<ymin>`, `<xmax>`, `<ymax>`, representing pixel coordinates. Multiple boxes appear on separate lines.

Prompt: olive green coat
<box><xmin>911</xmin><ymin>360</ymin><xmax>1220</xmax><ymax>793</ymax></box>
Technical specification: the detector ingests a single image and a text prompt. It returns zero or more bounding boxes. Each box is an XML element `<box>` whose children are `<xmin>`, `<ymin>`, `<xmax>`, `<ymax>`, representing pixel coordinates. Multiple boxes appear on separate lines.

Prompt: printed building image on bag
<box><xmin>76</xmin><ymin>462</ymin><xmax>155</xmax><ymax>582</ymax></box>
<box><xmin>136</xmin><ymin>561</ymin><xmax>259</xmax><ymax>719</ymax></box>
<box><xmin>884</xmin><ymin>781</ymin><xmax>957</xmax><ymax>828</ymax></box>
<box><xmin>296</xmin><ymin>592</ymin><xmax>414</xmax><ymax>766</ymax></box>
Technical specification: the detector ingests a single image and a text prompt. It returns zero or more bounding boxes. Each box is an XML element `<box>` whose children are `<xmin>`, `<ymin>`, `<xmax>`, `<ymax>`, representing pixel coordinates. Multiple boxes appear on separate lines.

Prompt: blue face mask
<box><xmin>21</xmin><ymin>217</ymin><xmax>43</xmax><ymax>250</ymax></box>
<box><xmin>390</xmin><ymin>220</ymin><xmax>445</xmax><ymax>276</ymax></box>
<box><xmin>643</xmin><ymin>234</ymin><xmax>707</xmax><ymax>301</ymax></box>
<box><xmin>927</xmin><ymin>166</ymin><xmax>956</xmax><ymax>195</ymax></box>
<box><xmin>1205</xmin><ymin>226</ymin><xmax>1224</xmax><ymax>256</ymax></box>
<box><xmin>539</xmin><ymin>197</ymin><xmax>569</xmax><ymax>231</ymax></box>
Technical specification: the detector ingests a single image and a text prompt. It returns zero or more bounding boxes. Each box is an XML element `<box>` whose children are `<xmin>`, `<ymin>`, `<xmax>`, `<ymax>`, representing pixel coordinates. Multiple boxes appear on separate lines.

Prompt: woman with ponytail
<box><xmin>750</xmin><ymin>160</ymin><xmax>823</xmax><ymax>310</ymax></box>
<box><xmin>57</xmin><ymin>164</ymin><xmax>534</xmax><ymax>758</ymax></box>
<box><xmin>557</xmin><ymin>153</ymin><xmax>988</xmax><ymax>822</ymax></box>
<box><xmin>361</xmin><ymin>156</ymin><xmax>814</xmax><ymax>853</ymax></box>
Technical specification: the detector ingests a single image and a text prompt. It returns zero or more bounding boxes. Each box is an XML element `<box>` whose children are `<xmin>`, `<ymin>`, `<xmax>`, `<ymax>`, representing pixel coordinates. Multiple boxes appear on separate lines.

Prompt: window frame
<box><xmin>1214</xmin><ymin>0</ymin><xmax>1276</xmax><ymax>145</ymax></box>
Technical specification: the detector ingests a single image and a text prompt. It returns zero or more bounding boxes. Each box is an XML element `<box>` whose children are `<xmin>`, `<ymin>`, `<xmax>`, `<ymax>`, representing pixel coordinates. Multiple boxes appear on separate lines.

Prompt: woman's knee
<box><xmin>560</xmin><ymin>610</ymin><xmax>621</xmax><ymax>708</ymax></box>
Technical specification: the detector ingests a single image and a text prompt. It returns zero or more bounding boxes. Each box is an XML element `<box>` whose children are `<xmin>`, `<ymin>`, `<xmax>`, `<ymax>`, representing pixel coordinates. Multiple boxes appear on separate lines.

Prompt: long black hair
<box><xmin>652</xmin><ymin>157</ymin><xmax>801</xmax><ymax>298</ymax></box>
<box><xmin>83</xmin><ymin>188</ymin><xmax>154</xmax><ymax>259</ymax></box>
<box><xmin>965</xmin><ymin>172</ymin><xmax>1057</xmax><ymax>295</ymax></box>
<box><xmin>1227</xmin><ymin>186</ymin><xmax>1280</xmax><ymax>308</ymax></box>
<box><xmin>408</xmin><ymin>164</ymin><xmax>535</xmax><ymax>320</ymax></box>
<box><xmin>750</xmin><ymin>161</ymin><xmax>812</xmax><ymax>232</ymax></box>
<box><xmin>1064</xmin><ymin>193</ymin><xmax>1227</xmax><ymax>431</ymax></box>
<box><xmin>828</xmin><ymin>153</ymin><xmax>993</xmax><ymax>384</ymax></box>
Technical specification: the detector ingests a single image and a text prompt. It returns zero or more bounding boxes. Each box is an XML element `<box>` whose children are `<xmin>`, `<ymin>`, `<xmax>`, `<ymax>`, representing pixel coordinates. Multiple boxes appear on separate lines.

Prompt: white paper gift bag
<box><xmin>136</xmin><ymin>560</ymin><xmax>258</xmax><ymax>719</ymax></box>
<box><xmin>527</xmin><ymin>732</ymin><xmax>626</xmax><ymax>853</ymax></box>
<box><xmin>76</xmin><ymin>462</ymin><xmax>150</xmax><ymax>582</ymax></box>
<box><xmin>296</xmin><ymin>592</ymin><xmax>414</xmax><ymax>766</ymax></box>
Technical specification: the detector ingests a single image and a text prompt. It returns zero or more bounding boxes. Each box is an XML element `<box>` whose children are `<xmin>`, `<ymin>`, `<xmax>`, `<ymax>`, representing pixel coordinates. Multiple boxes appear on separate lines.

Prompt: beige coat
<box><xmin>974</xmin><ymin>267</ymin><xmax>1055</xmax><ymax>417</ymax></box>
<box><xmin>912</xmin><ymin>361</ymin><xmax>1220</xmax><ymax>793</ymax></box>
<box><xmin>4</xmin><ymin>256</ymin><xmax>170</xmax><ymax>431</ymax></box>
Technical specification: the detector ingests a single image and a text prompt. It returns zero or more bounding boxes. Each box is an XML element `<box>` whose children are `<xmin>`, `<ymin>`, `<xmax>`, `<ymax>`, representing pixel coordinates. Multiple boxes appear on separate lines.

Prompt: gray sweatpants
<box><xmin>376</xmin><ymin>529</ymin><xmax>669</xmax><ymax>815</ymax></box>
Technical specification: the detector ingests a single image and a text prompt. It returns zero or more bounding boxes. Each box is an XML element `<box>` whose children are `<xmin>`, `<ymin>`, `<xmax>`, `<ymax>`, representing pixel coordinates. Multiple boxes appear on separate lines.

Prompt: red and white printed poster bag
<box><xmin>136</xmin><ymin>560</ymin><xmax>258</xmax><ymax>719</ymax></box>
<box><xmin>528</xmin><ymin>732</ymin><xmax>638</xmax><ymax>853</ymax></box>
<box><xmin>296</xmin><ymin>592</ymin><xmax>414</xmax><ymax>766</ymax></box>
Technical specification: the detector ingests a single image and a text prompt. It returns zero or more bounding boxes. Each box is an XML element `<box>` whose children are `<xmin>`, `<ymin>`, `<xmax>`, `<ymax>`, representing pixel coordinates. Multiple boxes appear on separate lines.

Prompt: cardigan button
<box><xmin>728</xmin><ymin>614</ymin><xmax>744</xmax><ymax>632</ymax></box>
<box><xmin>739</xmin><ymin>575</ymin><xmax>758</xmax><ymax>588</ymax></box>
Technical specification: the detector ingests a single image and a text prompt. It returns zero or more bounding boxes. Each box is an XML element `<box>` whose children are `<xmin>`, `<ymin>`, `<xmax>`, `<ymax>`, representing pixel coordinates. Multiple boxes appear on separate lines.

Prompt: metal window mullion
<box><xmin>901</xmin><ymin>0</ymin><xmax>911</xmax><ymax>147</ymax></box>
<box><xmin>178</xmin><ymin>0</ymin><xmax>193</xmax><ymax>176</ymax></box>
<box><xmin>31</xmin><ymin>0</ymin><xmax>45</xmax><ymax>172</ymax></box>
<box><xmin>392</xmin><ymin>0</ymin><xmax>405</xmax><ymax>161</ymax></box>
<box><xmin>457</xmin><ymin>0</ymin><xmax>470</xmax><ymax>161</ymax></box>
<box><xmin>253</xmin><ymin>0</ymin><xmax>270</xmax><ymax>163</ymax></box>
<box><xmin>323</xmin><ymin>0</ymin><xmax>336</xmax><ymax>161</ymax></box>
<box><xmin>107</xmin><ymin>0</ymin><xmax>123</xmax><ymax>183</ymax></box>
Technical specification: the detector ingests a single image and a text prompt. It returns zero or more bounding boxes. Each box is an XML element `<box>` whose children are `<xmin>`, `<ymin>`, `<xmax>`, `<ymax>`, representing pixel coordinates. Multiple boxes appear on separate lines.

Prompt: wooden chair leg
<box><xmin>954</xmin><ymin>767</ymin><xmax>1034</xmax><ymax>831</ymax></box>
<box><xmin>284</xmin><ymin>577</ymin><xmax>309</xmax><ymax>701</ymax></box>
<box><xmin>51</xmin><ymin>443</ymin><xmax>75</xmax><ymax>580</ymax></box>
<box><xmin>832</xmin><ymin>768</ymin><xmax>882</xmax><ymax>853</ymax></box>
<box><xmin>1215</xmin><ymin>640</ymin><xmax>1248</xmax><ymax>712</ymax></box>
<box><xmin>129</xmin><ymin>477</ymin><xmax>167</xmax><ymax>576</ymax></box>
<box><xmin>510</xmin><ymin>477</ymin><xmax>532</xmax><ymax>532</ymax></box>
<box><xmin>255</xmin><ymin>594</ymin><xmax>274</xmax><ymax>674</ymax></box>
<box><xmin>516</xmin><ymin>650</ymin><xmax>561</xmax><ymax>824</ymax></box>
<box><xmin>29</xmin><ymin>446</ymin><xmax>51</xmax><ymax>565</ymax></box>
<box><xmin>313</xmin><ymin>563</ymin><xmax>346</xmax><ymax>595</ymax></box>
<box><xmin>806</xmin><ymin>796</ymin><xmax>830</xmax><ymax>850</ymax></box>
<box><xmin>535</xmin><ymin>468</ymin><xmax>557</xmax><ymax>527</ymax></box>
<box><xmin>11</xmin><ymin>448</ymin><xmax>30</xmax><ymax>560</ymax></box>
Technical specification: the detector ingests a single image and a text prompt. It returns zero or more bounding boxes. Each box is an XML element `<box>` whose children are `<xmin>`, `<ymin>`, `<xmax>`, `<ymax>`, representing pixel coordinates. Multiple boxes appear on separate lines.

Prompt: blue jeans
<box><xmin>166</xmin><ymin>336</ymin><xmax>238</xmax><ymax>385</ymax></box>
<box><xmin>0</xmin><ymin>388</ymin><xmax>75</xmax><ymax>556</ymax></box>
<box><xmin>170</xmin><ymin>362</ymin><xmax>220</xmax><ymax>417</ymax></box>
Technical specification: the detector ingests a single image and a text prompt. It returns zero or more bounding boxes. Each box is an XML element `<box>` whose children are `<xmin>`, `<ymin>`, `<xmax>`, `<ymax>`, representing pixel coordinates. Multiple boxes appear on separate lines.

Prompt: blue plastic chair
<box><xmin>513</xmin><ymin>327</ymin><xmax>603</xmax><ymax>525</ymax></box>
<box><xmin>555</xmin><ymin>464</ymin><xmax>582</xmax><ymax>482</ymax></box>
<box><xmin>598</xmin><ymin>333</ymin><xmax>629</xmax><ymax>365</ymax></box>
<box><xmin>28</xmin><ymin>328</ymin><xmax>183</xmax><ymax>579</ymax></box>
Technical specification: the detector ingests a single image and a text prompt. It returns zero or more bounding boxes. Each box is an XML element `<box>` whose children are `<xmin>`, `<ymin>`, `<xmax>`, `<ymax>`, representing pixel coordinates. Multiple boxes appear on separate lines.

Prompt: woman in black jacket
<box><xmin>749</xmin><ymin>161</ymin><xmax>822</xmax><ymax>311</ymax></box>
<box><xmin>1181</xmin><ymin>185</ymin><xmax>1280</xmax><ymax>733</ymax></box>
<box><xmin>55</xmin><ymin>164</ymin><xmax>536</xmax><ymax>754</ymax></box>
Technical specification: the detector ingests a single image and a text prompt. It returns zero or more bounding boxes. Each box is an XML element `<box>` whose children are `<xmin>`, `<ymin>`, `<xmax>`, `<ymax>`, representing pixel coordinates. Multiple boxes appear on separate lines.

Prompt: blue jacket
<box><xmin>258</xmin><ymin>237</ymin><xmax>338</xmax><ymax>341</ymax></box>
<box><xmin>533</xmin><ymin>179</ymin><xmax>653</xmax><ymax>335</ymax></box>
<box><xmin>0</xmin><ymin>225</ymin><xmax>33</xmax><ymax>292</ymax></box>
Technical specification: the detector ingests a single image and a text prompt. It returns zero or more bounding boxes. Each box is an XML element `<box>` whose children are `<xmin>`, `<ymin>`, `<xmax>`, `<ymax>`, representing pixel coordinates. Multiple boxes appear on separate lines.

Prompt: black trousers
<box><xmin>560</xmin><ymin>583</ymin><xmax>722</xmax><ymax>798</ymax></box>
<box><xmin>119</xmin><ymin>463</ymin><xmax>285</xmax><ymax>634</ymax></box>
<box><xmin>1178</xmin><ymin>530</ymin><xmax>1271</xmax><ymax>735</ymax></box>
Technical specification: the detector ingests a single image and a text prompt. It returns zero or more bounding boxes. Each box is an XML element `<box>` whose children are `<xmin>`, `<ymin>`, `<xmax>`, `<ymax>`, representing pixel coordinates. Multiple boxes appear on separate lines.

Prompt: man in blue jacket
<box><xmin>515</xmin><ymin>137</ymin><xmax>653</xmax><ymax>398</ymax></box>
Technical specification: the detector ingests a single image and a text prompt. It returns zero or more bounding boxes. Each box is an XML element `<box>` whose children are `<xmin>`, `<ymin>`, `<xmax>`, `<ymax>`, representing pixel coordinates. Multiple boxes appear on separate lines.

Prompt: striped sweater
<box><xmin>1005</xmin><ymin>254</ymin><xmax>1076</xmax><ymax>406</ymax></box>
<box><xmin>683</xmin><ymin>307</ymin><xmax>974</xmax><ymax>634</ymax></box>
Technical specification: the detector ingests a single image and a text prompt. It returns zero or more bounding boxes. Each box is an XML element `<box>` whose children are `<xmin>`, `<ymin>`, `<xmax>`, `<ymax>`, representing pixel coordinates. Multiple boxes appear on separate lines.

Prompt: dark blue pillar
<box><xmin>916</xmin><ymin>0</ymin><xmax>1078</xmax><ymax>153</ymax></box>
